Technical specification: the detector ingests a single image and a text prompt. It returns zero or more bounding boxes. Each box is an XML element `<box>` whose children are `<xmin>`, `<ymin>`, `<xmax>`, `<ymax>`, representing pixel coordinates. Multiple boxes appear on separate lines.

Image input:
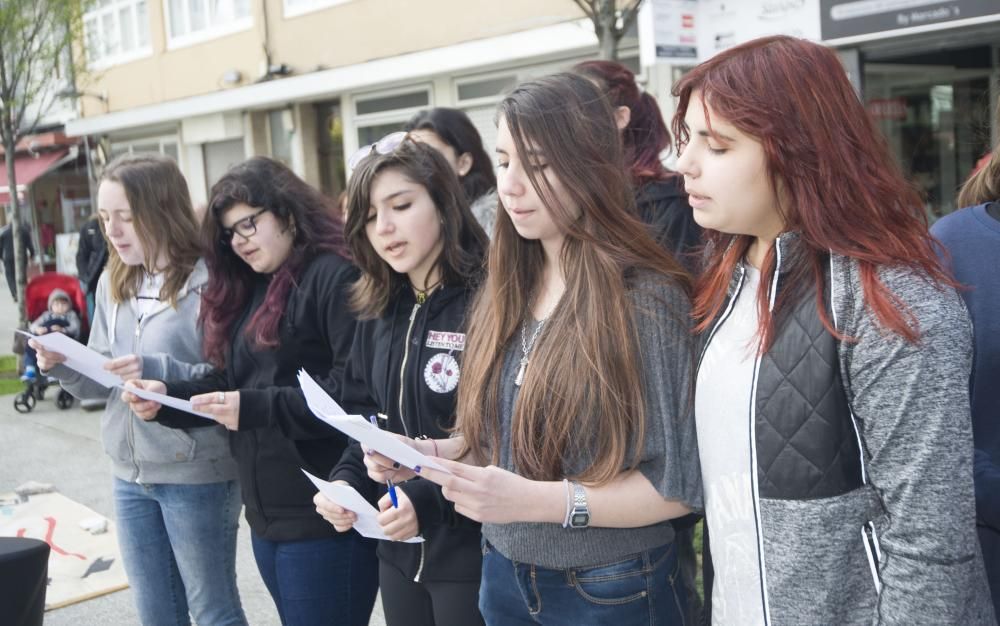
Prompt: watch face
<box><xmin>571</xmin><ymin>512</ymin><xmax>590</xmax><ymax>527</ymax></box>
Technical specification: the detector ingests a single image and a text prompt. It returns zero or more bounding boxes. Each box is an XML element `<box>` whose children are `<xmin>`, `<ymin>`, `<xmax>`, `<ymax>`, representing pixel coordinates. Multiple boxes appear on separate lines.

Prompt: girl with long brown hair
<box><xmin>402</xmin><ymin>73</ymin><xmax>703</xmax><ymax>624</ymax></box>
<box><xmin>673</xmin><ymin>35</ymin><xmax>994</xmax><ymax>624</ymax></box>
<box><xmin>32</xmin><ymin>154</ymin><xmax>245</xmax><ymax>626</ymax></box>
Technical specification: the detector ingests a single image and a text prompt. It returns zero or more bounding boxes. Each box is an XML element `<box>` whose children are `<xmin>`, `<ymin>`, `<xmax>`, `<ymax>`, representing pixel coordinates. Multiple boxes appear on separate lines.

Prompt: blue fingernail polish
<box><xmin>414</xmin><ymin>466</ymin><xmax>421</xmax><ymax>473</ymax></box>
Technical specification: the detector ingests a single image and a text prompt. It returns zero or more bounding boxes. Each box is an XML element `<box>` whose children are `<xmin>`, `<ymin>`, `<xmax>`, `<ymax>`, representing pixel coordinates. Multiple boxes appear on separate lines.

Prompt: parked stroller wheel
<box><xmin>56</xmin><ymin>390</ymin><xmax>74</xmax><ymax>410</ymax></box>
<box><xmin>14</xmin><ymin>392</ymin><xmax>36</xmax><ymax>413</ymax></box>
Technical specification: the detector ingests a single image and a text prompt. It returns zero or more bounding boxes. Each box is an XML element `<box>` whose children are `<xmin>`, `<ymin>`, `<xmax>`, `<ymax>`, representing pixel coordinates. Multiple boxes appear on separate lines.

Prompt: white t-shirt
<box><xmin>132</xmin><ymin>272</ymin><xmax>164</xmax><ymax>320</ymax></box>
<box><xmin>695</xmin><ymin>264</ymin><xmax>767</xmax><ymax>625</ymax></box>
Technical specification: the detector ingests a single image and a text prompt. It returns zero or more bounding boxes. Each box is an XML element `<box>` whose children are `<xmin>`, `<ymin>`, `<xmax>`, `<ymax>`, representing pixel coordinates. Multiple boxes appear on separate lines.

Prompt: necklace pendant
<box><xmin>514</xmin><ymin>358</ymin><xmax>528</xmax><ymax>386</ymax></box>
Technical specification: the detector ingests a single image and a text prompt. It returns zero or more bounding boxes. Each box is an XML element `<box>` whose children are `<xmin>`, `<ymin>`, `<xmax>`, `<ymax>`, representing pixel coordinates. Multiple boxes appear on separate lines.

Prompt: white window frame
<box><xmin>453</xmin><ymin>70</ymin><xmax>519</xmax><ymax>109</ymax></box>
<box><xmin>350</xmin><ymin>84</ymin><xmax>433</xmax><ymax>155</ymax></box>
<box><xmin>83</xmin><ymin>0</ymin><xmax>152</xmax><ymax>70</ymax></box>
<box><xmin>283</xmin><ymin>0</ymin><xmax>355</xmax><ymax>20</ymax></box>
<box><xmin>109</xmin><ymin>135</ymin><xmax>181</xmax><ymax>167</ymax></box>
<box><xmin>164</xmin><ymin>0</ymin><xmax>253</xmax><ymax>51</ymax></box>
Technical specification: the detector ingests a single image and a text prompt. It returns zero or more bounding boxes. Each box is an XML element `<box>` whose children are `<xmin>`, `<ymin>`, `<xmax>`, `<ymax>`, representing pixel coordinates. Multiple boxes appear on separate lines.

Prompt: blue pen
<box><xmin>369</xmin><ymin>415</ymin><xmax>399</xmax><ymax>508</ymax></box>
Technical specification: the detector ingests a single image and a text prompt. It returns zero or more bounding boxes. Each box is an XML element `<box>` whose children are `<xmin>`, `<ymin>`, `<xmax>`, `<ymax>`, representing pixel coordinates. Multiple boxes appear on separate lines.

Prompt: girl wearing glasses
<box><xmin>673</xmin><ymin>36</ymin><xmax>993</xmax><ymax>624</ymax></box>
<box><xmin>401</xmin><ymin>73</ymin><xmax>703</xmax><ymax>624</ymax></box>
<box><xmin>403</xmin><ymin>108</ymin><xmax>498</xmax><ymax>237</ymax></box>
<box><xmin>122</xmin><ymin>157</ymin><xmax>379</xmax><ymax>626</ymax></box>
<box><xmin>314</xmin><ymin>138</ymin><xmax>488</xmax><ymax>626</ymax></box>
<box><xmin>31</xmin><ymin>154</ymin><xmax>246</xmax><ymax>626</ymax></box>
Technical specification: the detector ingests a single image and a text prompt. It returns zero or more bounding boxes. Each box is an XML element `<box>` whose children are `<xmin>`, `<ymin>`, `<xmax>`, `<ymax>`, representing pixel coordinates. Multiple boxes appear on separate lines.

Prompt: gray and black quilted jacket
<box><xmin>701</xmin><ymin>233</ymin><xmax>996</xmax><ymax>625</ymax></box>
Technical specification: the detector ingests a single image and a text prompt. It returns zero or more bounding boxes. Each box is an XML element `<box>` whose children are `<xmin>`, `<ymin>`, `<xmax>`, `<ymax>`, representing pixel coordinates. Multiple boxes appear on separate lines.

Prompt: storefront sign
<box><xmin>821</xmin><ymin>0</ymin><xmax>1000</xmax><ymax>42</ymax></box>
<box><xmin>639</xmin><ymin>0</ymin><xmax>699</xmax><ymax>66</ymax></box>
<box><xmin>867</xmin><ymin>97</ymin><xmax>908</xmax><ymax>120</ymax></box>
<box><xmin>696</xmin><ymin>0</ymin><xmax>822</xmax><ymax>61</ymax></box>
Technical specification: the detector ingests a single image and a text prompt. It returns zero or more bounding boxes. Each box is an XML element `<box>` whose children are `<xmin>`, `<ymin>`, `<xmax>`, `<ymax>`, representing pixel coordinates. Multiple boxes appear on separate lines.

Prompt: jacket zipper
<box><xmin>127</xmin><ymin>313</ymin><xmax>144</xmax><ymax>482</ymax></box>
<box><xmin>747</xmin><ymin>239</ymin><xmax>787</xmax><ymax>626</ymax></box>
<box><xmin>398</xmin><ymin>301</ymin><xmax>428</xmax><ymax>581</ymax></box>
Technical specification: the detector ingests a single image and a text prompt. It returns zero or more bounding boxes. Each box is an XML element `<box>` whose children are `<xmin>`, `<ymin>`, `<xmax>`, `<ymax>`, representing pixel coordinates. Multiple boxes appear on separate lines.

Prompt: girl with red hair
<box><xmin>674</xmin><ymin>36</ymin><xmax>994</xmax><ymax>624</ymax></box>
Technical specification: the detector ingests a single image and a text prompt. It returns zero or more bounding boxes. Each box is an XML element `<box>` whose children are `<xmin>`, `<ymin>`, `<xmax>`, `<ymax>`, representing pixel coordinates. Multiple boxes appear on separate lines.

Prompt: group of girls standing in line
<box><xmin>32</xmin><ymin>33</ymin><xmax>996</xmax><ymax>626</ymax></box>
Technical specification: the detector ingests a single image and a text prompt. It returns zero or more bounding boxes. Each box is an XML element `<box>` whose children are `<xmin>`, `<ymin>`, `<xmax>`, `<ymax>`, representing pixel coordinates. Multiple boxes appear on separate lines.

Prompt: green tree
<box><xmin>0</xmin><ymin>0</ymin><xmax>86</xmax><ymax>335</ymax></box>
<box><xmin>573</xmin><ymin>0</ymin><xmax>645</xmax><ymax>61</ymax></box>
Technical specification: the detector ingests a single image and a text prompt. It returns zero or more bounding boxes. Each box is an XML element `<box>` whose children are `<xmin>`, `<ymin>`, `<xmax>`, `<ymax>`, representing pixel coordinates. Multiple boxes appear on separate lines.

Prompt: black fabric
<box><xmin>159</xmin><ymin>253</ymin><xmax>358</xmax><ymax>542</ymax></box>
<box><xmin>0</xmin><ymin>224</ymin><xmax>34</xmax><ymax>300</ymax></box>
<box><xmin>378</xmin><ymin>558</ymin><xmax>484</xmax><ymax>626</ymax></box>
<box><xmin>755</xmin><ymin>270</ymin><xmax>862</xmax><ymax>499</ymax></box>
<box><xmin>635</xmin><ymin>177</ymin><xmax>703</xmax><ymax>273</ymax></box>
<box><xmin>76</xmin><ymin>217</ymin><xmax>108</xmax><ymax>295</ymax></box>
<box><xmin>330</xmin><ymin>283</ymin><xmax>482</xmax><ymax>584</ymax></box>
<box><xmin>0</xmin><ymin>537</ymin><xmax>49</xmax><ymax>626</ymax></box>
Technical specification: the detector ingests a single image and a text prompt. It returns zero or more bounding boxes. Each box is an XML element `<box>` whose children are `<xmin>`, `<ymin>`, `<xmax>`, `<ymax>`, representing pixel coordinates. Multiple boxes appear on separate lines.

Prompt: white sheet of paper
<box><xmin>125</xmin><ymin>384</ymin><xmax>215</xmax><ymax>420</ymax></box>
<box><xmin>297</xmin><ymin>370</ymin><xmax>451</xmax><ymax>474</ymax></box>
<box><xmin>19</xmin><ymin>329</ymin><xmax>215</xmax><ymax>421</ymax></box>
<box><xmin>19</xmin><ymin>330</ymin><xmax>122</xmax><ymax>389</ymax></box>
<box><xmin>301</xmin><ymin>470</ymin><xmax>423</xmax><ymax>543</ymax></box>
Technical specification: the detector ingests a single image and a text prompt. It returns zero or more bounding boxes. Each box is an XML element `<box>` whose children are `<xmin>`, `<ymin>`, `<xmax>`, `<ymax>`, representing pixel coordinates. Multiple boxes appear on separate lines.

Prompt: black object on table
<box><xmin>0</xmin><ymin>537</ymin><xmax>50</xmax><ymax>626</ymax></box>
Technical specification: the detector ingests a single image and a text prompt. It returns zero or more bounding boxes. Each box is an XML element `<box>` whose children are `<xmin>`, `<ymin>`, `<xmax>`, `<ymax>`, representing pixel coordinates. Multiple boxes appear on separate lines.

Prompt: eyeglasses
<box><xmin>347</xmin><ymin>131</ymin><xmax>408</xmax><ymax>171</ymax></box>
<box><xmin>220</xmin><ymin>207</ymin><xmax>269</xmax><ymax>245</ymax></box>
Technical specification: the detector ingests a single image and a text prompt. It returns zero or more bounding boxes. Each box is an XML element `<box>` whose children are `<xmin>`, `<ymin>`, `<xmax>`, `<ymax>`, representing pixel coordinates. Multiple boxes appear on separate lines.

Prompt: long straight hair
<box><xmin>100</xmin><ymin>154</ymin><xmax>202</xmax><ymax>307</ymax></box>
<box><xmin>199</xmin><ymin>157</ymin><xmax>349</xmax><ymax>368</ymax></box>
<box><xmin>672</xmin><ymin>36</ymin><xmax>954</xmax><ymax>348</ymax></box>
<box><xmin>456</xmin><ymin>73</ymin><xmax>691</xmax><ymax>485</ymax></box>
<box><xmin>344</xmin><ymin>140</ymin><xmax>488</xmax><ymax>319</ymax></box>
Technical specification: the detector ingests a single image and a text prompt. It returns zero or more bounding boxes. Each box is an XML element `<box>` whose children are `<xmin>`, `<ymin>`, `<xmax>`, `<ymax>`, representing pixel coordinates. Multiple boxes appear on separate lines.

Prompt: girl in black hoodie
<box><xmin>315</xmin><ymin>137</ymin><xmax>488</xmax><ymax>626</ymax></box>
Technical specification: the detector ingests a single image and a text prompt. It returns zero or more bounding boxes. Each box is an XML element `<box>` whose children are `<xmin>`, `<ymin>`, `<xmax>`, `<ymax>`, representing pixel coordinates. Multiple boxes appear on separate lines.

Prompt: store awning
<box><xmin>0</xmin><ymin>149</ymin><xmax>71</xmax><ymax>205</ymax></box>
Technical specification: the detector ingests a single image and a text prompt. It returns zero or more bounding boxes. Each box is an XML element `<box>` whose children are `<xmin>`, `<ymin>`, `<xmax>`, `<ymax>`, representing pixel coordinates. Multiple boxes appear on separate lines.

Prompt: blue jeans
<box><xmin>479</xmin><ymin>540</ymin><xmax>686</xmax><ymax>626</ymax></box>
<box><xmin>251</xmin><ymin>531</ymin><xmax>378</xmax><ymax>626</ymax></box>
<box><xmin>113</xmin><ymin>478</ymin><xmax>247</xmax><ymax>626</ymax></box>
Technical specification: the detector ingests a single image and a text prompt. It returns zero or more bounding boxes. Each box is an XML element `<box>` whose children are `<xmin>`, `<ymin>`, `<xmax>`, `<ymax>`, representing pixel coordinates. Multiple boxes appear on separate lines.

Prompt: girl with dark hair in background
<box><xmin>675</xmin><ymin>36</ymin><xmax>994</xmax><ymax>624</ymax></box>
<box><xmin>410</xmin><ymin>73</ymin><xmax>702</xmax><ymax>624</ymax></box>
<box><xmin>931</xmin><ymin>96</ymin><xmax>1000</xmax><ymax>616</ymax></box>
<box><xmin>122</xmin><ymin>157</ymin><xmax>379</xmax><ymax>626</ymax></box>
<box><xmin>33</xmin><ymin>154</ymin><xmax>246</xmax><ymax>626</ymax></box>
<box><xmin>316</xmin><ymin>138</ymin><xmax>488</xmax><ymax>626</ymax></box>
<box><xmin>574</xmin><ymin>60</ymin><xmax>702</xmax><ymax>269</ymax></box>
<box><xmin>404</xmin><ymin>107</ymin><xmax>498</xmax><ymax>236</ymax></box>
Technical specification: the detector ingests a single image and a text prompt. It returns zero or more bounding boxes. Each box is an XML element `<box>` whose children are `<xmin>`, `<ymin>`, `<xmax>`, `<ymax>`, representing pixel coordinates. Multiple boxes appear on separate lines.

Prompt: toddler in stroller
<box><xmin>15</xmin><ymin>275</ymin><xmax>88</xmax><ymax>413</ymax></box>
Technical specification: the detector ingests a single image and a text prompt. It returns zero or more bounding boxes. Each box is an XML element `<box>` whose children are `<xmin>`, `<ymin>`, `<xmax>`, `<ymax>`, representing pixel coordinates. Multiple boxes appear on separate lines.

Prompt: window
<box><xmin>352</xmin><ymin>86</ymin><xmax>432</xmax><ymax>156</ymax></box>
<box><xmin>283</xmin><ymin>0</ymin><xmax>354</xmax><ymax>19</ymax></box>
<box><xmin>268</xmin><ymin>109</ymin><xmax>294</xmax><ymax>166</ymax></box>
<box><xmin>166</xmin><ymin>0</ymin><xmax>252</xmax><ymax>49</ymax></box>
<box><xmin>83</xmin><ymin>0</ymin><xmax>151</xmax><ymax>68</ymax></box>
<box><xmin>108</xmin><ymin>137</ymin><xmax>180</xmax><ymax>163</ymax></box>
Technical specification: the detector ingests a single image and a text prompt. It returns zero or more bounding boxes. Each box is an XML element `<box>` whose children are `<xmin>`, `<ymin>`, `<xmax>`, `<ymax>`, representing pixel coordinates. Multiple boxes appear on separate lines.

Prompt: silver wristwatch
<box><xmin>568</xmin><ymin>482</ymin><xmax>590</xmax><ymax>528</ymax></box>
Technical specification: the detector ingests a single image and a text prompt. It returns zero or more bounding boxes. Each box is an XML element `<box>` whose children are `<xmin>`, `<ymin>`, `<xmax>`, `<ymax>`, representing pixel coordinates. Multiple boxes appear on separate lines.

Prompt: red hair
<box><xmin>574</xmin><ymin>60</ymin><xmax>674</xmax><ymax>186</ymax></box>
<box><xmin>671</xmin><ymin>36</ymin><xmax>953</xmax><ymax>347</ymax></box>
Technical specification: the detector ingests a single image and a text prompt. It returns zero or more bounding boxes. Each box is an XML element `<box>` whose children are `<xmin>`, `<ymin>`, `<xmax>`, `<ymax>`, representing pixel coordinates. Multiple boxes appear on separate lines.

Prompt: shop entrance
<box><xmin>864</xmin><ymin>45</ymin><xmax>996</xmax><ymax>219</ymax></box>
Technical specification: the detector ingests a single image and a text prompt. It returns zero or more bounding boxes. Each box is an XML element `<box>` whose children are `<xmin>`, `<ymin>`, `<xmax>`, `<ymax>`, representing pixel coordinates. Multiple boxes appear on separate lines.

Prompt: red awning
<box><xmin>0</xmin><ymin>149</ymin><xmax>71</xmax><ymax>204</ymax></box>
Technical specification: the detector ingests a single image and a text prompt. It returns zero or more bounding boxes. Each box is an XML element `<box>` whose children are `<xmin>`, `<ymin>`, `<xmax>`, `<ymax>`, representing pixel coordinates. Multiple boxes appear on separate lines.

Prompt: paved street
<box><xmin>0</xmin><ymin>284</ymin><xmax>386</xmax><ymax>625</ymax></box>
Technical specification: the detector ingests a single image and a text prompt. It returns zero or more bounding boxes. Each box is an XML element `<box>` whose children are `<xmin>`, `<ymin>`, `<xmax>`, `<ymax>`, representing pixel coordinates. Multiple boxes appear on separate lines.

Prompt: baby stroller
<box><xmin>14</xmin><ymin>273</ymin><xmax>90</xmax><ymax>414</ymax></box>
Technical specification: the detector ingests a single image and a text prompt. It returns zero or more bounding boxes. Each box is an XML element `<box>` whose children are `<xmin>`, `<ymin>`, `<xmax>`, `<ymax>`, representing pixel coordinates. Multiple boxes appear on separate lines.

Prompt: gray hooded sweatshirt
<box><xmin>51</xmin><ymin>261</ymin><xmax>237</xmax><ymax>485</ymax></box>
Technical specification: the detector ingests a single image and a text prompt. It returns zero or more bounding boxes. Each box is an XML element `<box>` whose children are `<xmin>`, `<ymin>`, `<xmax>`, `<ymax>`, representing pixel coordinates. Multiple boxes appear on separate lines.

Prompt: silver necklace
<box><xmin>515</xmin><ymin>316</ymin><xmax>548</xmax><ymax>387</ymax></box>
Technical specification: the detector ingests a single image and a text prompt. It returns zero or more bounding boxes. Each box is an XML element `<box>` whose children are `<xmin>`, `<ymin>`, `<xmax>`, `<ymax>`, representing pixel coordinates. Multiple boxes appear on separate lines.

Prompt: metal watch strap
<box><xmin>568</xmin><ymin>481</ymin><xmax>590</xmax><ymax>528</ymax></box>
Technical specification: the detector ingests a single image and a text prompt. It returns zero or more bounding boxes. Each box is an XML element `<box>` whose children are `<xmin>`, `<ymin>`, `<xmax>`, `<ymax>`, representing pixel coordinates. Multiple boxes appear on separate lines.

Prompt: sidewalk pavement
<box><xmin>0</xmin><ymin>292</ymin><xmax>387</xmax><ymax>625</ymax></box>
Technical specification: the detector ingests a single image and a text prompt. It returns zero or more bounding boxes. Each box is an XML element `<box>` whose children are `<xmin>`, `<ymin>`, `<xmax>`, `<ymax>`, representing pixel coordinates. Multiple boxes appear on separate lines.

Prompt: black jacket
<box><xmin>158</xmin><ymin>253</ymin><xmax>359</xmax><ymax>542</ymax></box>
<box><xmin>635</xmin><ymin>177</ymin><xmax>702</xmax><ymax>272</ymax></box>
<box><xmin>76</xmin><ymin>217</ymin><xmax>108</xmax><ymax>294</ymax></box>
<box><xmin>330</xmin><ymin>283</ymin><xmax>482</xmax><ymax>583</ymax></box>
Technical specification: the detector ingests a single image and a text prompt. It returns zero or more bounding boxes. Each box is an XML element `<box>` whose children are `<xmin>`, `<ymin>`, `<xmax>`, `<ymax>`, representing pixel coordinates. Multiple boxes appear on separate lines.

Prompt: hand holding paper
<box><xmin>297</xmin><ymin>370</ymin><xmax>451</xmax><ymax>474</ymax></box>
<box><xmin>302</xmin><ymin>470</ymin><xmax>423</xmax><ymax>543</ymax></box>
